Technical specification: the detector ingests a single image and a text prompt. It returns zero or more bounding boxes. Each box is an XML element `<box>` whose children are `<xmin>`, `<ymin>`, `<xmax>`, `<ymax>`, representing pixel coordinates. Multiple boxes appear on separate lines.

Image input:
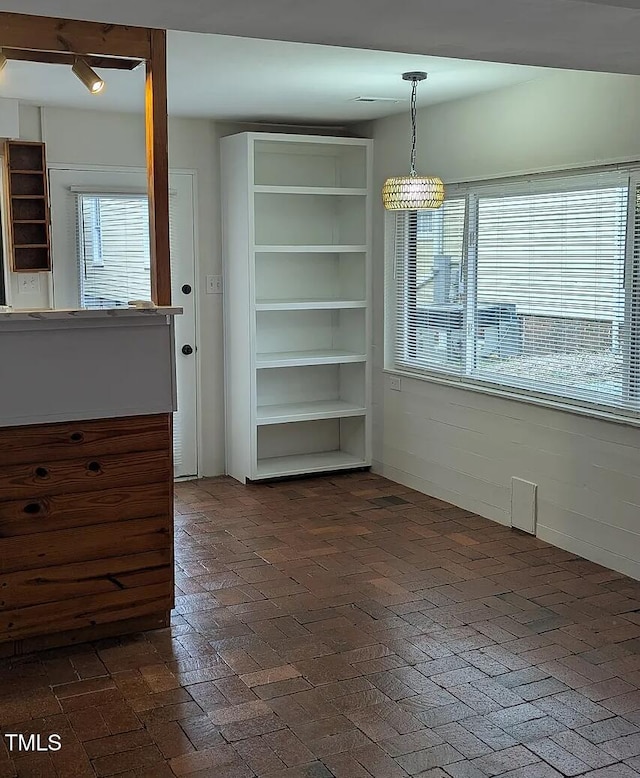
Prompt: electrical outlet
<box><xmin>18</xmin><ymin>274</ymin><xmax>40</xmax><ymax>295</ymax></box>
<box><xmin>389</xmin><ymin>376</ymin><xmax>402</xmax><ymax>391</ymax></box>
<box><xmin>206</xmin><ymin>275</ymin><xmax>223</xmax><ymax>294</ymax></box>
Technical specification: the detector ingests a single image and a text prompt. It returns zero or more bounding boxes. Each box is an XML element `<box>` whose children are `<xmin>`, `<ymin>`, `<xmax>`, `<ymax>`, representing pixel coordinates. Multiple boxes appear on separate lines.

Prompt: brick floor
<box><xmin>2</xmin><ymin>471</ymin><xmax>640</xmax><ymax>777</ymax></box>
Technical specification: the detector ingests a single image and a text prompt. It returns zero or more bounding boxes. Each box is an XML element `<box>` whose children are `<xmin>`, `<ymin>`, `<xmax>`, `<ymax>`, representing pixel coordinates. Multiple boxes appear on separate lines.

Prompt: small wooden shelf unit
<box><xmin>4</xmin><ymin>140</ymin><xmax>52</xmax><ymax>272</ymax></box>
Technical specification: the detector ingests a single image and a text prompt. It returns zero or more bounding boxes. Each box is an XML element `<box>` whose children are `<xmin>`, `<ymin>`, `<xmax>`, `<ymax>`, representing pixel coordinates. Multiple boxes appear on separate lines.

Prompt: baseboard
<box><xmin>376</xmin><ymin>461</ymin><xmax>511</xmax><ymax>526</ymax></box>
<box><xmin>537</xmin><ymin>525</ymin><xmax>640</xmax><ymax>581</ymax></box>
<box><xmin>374</xmin><ymin>461</ymin><xmax>640</xmax><ymax>583</ymax></box>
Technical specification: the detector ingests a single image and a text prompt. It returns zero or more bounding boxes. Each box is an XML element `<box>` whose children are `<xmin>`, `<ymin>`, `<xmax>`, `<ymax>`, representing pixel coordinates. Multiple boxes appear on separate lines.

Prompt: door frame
<box><xmin>47</xmin><ymin>162</ymin><xmax>202</xmax><ymax>479</ymax></box>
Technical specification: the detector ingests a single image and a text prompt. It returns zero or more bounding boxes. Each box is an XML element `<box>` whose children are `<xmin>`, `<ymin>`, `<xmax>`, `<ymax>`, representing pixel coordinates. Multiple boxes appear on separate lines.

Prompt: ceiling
<box><xmin>2</xmin><ymin>0</ymin><xmax>640</xmax><ymax>75</ymax></box>
<box><xmin>0</xmin><ymin>34</ymin><xmax>546</xmax><ymax>122</ymax></box>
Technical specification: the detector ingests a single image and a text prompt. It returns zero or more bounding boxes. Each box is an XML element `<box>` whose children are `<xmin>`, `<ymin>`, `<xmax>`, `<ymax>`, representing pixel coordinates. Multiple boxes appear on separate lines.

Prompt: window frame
<box><xmin>626</xmin><ymin>171</ymin><xmax>640</xmax><ymax>407</ymax></box>
<box><xmin>386</xmin><ymin>163</ymin><xmax>640</xmax><ymax>425</ymax></box>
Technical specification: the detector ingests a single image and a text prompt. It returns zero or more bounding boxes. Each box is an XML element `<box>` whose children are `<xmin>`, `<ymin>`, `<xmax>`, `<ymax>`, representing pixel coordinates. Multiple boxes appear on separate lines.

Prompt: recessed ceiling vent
<box><xmin>353</xmin><ymin>96</ymin><xmax>403</xmax><ymax>103</ymax></box>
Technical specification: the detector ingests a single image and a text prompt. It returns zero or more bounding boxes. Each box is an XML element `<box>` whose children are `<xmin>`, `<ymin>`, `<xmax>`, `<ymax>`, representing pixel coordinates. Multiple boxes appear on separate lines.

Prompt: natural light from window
<box><xmin>388</xmin><ymin>169</ymin><xmax>639</xmax><ymax>416</ymax></box>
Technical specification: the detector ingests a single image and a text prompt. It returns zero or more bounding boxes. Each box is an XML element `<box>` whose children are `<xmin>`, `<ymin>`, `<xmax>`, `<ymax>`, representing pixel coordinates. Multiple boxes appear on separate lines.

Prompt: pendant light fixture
<box><xmin>382</xmin><ymin>72</ymin><xmax>444</xmax><ymax>210</ymax></box>
<box><xmin>72</xmin><ymin>58</ymin><xmax>105</xmax><ymax>94</ymax></box>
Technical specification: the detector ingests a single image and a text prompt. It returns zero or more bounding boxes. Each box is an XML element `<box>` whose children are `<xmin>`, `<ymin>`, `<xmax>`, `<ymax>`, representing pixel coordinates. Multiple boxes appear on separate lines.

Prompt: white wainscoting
<box><xmin>377</xmin><ymin>373</ymin><xmax>640</xmax><ymax>581</ymax></box>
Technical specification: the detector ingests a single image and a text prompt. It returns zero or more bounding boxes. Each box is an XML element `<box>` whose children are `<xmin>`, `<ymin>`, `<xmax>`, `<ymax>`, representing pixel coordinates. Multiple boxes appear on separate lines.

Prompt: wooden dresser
<box><xmin>0</xmin><ymin>414</ymin><xmax>173</xmax><ymax>655</ymax></box>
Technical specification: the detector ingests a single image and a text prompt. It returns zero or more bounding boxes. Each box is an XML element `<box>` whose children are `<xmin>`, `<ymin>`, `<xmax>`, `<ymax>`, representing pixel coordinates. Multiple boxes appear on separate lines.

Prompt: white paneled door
<box><xmin>48</xmin><ymin>167</ymin><xmax>198</xmax><ymax>478</ymax></box>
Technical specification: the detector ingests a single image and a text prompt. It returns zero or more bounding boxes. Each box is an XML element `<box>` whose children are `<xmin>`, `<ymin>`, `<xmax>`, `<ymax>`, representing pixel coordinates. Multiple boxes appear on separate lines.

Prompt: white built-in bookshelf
<box><xmin>221</xmin><ymin>132</ymin><xmax>373</xmax><ymax>482</ymax></box>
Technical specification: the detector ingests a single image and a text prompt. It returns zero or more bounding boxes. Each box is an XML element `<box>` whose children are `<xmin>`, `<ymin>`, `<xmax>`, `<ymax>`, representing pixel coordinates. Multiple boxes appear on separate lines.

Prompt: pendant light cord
<box><xmin>410</xmin><ymin>77</ymin><xmax>417</xmax><ymax>177</ymax></box>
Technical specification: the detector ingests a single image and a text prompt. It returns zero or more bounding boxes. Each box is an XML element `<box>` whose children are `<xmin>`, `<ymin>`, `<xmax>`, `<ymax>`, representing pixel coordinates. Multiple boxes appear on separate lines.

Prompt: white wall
<box><xmin>371</xmin><ymin>69</ymin><xmax>640</xmax><ymax>580</ymax></box>
<box><xmin>4</xmin><ymin>104</ymin><xmax>224</xmax><ymax>476</ymax></box>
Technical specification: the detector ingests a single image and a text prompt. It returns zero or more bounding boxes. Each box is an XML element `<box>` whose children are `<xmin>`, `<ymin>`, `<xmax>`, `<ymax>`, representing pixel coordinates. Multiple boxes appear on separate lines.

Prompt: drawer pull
<box><xmin>24</xmin><ymin>502</ymin><xmax>42</xmax><ymax>515</ymax></box>
<box><xmin>87</xmin><ymin>461</ymin><xmax>102</xmax><ymax>473</ymax></box>
<box><xmin>35</xmin><ymin>466</ymin><xmax>48</xmax><ymax>479</ymax></box>
<box><xmin>70</xmin><ymin>432</ymin><xmax>84</xmax><ymax>442</ymax></box>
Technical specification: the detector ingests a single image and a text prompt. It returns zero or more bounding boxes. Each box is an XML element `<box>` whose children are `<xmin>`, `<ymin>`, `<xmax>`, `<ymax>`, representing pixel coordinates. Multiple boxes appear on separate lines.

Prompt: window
<box><xmin>388</xmin><ymin>168</ymin><xmax>640</xmax><ymax>416</ymax></box>
<box><xmin>77</xmin><ymin>194</ymin><xmax>152</xmax><ymax>309</ymax></box>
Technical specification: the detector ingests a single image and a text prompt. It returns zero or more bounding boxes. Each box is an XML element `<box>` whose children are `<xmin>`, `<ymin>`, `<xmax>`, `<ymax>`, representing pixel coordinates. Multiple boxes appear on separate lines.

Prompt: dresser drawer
<box><xmin>0</xmin><ymin>581</ymin><xmax>173</xmax><ymax>642</ymax></box>
<box><xmin>1</xmin><ymin>515</ymin><xmax>171</xmax><ymax>573</ymax></box>
<box><xmin>0</xmin><ymin>415</ymin><xmax>170</xmax><ymax>466</ymax></box>
<box><xmin>0</xmin><ymin>449</ymin><xmax>171</xmax><ymax>502</ymax></box>
<box><xmin>0</xmin><ymin>550</ymin><xmax>172</xmax><ymax>610</ymax></box>
<box><xmin>0</xmin><ymin>482</ymin><xmax>172</xmax><ymax>537</ymax></box>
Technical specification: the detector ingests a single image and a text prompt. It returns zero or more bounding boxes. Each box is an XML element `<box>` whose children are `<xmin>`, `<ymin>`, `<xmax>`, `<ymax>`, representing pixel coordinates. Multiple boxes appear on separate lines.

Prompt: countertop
<box><xmin>0</xmin><ymin>306</ymin><xmax>183</xmax><ymax>321</ymax></box>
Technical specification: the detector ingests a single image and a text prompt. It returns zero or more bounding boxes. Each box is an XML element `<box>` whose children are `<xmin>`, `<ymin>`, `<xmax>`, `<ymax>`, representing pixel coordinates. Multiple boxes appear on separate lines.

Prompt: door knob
<box><xmin>182</xmin><ymin>344</ymin><xmax>193</xmax><ymax>355</ymax></box>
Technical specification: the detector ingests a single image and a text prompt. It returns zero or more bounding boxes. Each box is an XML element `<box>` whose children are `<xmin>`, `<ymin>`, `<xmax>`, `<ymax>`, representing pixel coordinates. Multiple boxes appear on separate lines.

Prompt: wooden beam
<box><xmin>3</xmin><ymin>48</ymin><xmax>142</xmax><ymax>70</ymax></box>
<box><xmin>0</xmin><ymin>12</ymin><xmax>151</xmax><ymax>59</ymax></box>
<box><xmin>145</xmin><ymin>29</ymin><xmax>171</xmax><ymax>307</ymax></box>
<box><xmin>0</xmin><ymin>11</ymin><xmax>170</xmax><ymax>306</ymax></box>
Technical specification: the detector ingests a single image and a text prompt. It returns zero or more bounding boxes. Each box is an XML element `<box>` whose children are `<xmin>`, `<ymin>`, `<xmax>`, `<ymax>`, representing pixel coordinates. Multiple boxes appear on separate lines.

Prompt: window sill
<box><xmin>383</xmin><ymin>366</ymin><xmax>640</xmax><ymax>429</ymax></box>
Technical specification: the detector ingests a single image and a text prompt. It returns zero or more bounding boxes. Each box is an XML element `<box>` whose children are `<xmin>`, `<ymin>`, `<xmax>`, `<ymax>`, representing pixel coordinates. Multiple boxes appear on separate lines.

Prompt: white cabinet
<box><xmin>221</xmin><ymin>132</ymin><xmax>373</xmax><ymax>482</ymax></box>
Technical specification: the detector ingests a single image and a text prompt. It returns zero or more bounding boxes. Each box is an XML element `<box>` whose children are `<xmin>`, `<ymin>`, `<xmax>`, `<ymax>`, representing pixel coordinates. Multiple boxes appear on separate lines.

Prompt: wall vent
<box><xmin>511</xmin><ymin>477</ymin><xmax>538</xmax><ymax>534</ymax></box>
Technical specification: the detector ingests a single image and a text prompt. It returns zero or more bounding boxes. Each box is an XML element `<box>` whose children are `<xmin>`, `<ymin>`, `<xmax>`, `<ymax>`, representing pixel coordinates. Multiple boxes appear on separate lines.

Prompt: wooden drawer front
<box><xmin>0</xmin><ymin>414</ymin><xmax>170</xmax><ymax>466</ymax></box>
<box><xmin>0</xmin><ymin>483</ymin><xmax>172</xmax><ymax>537</ymax></box>
<box><xmin>1</xmin><ymin>516</ymin><xmax>170</xmax><ymax>573</ymax></box>
<box><xmin>0</xmin><ymin>414</ymin><xmax>173</xmax><ymax>647</ymax></box>
<box><xmin>0</xmin><ymin>550</ymin><xmax>171</xmax><ymax>610</ymax></box>
<box><xmin>0</xmin><ymin>449</ymin><xmax>171</xmax><ymax>502</ymax></box>
<box><xmin>0</xmin><ymin>582</ymin><xmax>173</xmax><ymax>642</ymax></box>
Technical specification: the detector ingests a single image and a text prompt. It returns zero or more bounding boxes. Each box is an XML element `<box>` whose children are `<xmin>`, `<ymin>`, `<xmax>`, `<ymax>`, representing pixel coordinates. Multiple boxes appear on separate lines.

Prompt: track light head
<box><xmin>72</xmin><ymin>58</ymin><xmax>104</xmax><ymax>94</ymax></box>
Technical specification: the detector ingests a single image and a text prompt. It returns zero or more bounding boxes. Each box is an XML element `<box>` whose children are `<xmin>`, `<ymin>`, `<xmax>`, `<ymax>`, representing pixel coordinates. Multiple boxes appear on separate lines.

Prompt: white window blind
<box><xmin>390</xmin><ymin>198</ymin><xmax>466</xmax><ymax>373</ymax></box>
<box><xmin>389</xmin><ymin>169</ymin><xmax>640</xmax><ymax>416</ymax></box>
<box><xmin>77</xmin><ymin>194</ymin><xmax>151</xmax><ymax>308</ymax></box>
<box><xmin>630</xmin><ymin>180</ymin><xmax>640</xmax><ymax>404</ymax></box>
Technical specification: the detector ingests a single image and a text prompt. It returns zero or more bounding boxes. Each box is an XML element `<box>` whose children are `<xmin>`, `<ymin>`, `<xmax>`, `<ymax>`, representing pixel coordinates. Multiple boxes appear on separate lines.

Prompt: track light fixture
<box><xmin>72</xmin><ymin>58</ymin><xmax>105</xmax><ymax>94</ymax></box>
<box><xmin>0</xmin><ymin>49</ymin><xmax>7</xmax><ymax>73</ymax></box>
